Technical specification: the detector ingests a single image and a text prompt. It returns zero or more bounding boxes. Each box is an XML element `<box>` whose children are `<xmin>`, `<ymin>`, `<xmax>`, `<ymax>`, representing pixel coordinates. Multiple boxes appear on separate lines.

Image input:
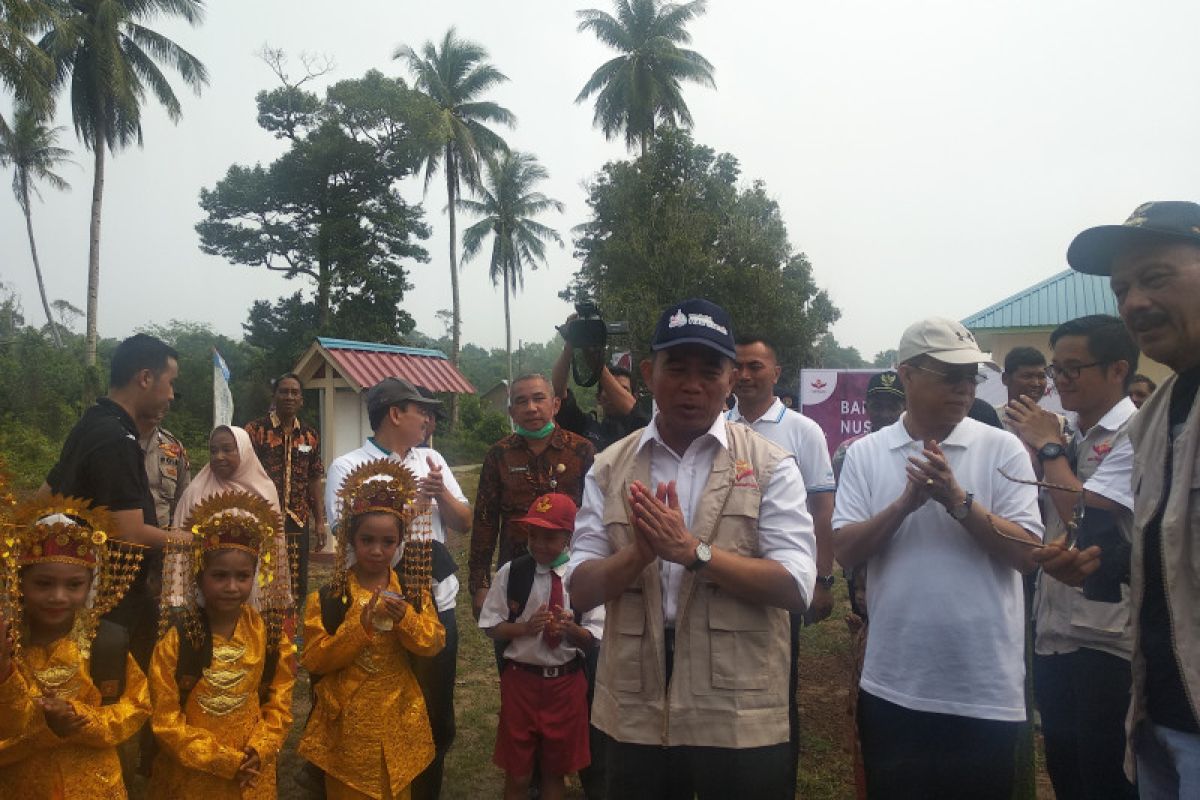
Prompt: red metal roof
<box><xmin>319</xmin><ymin>339</ymin><xmax>476</xmax><ymax>395</ymax></box>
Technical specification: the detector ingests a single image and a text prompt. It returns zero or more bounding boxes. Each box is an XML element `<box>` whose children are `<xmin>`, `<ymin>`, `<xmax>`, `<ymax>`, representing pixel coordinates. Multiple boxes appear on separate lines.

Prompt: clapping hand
<box><xmin>906</xmin><ymin>441</ymin><xmax>966</xmax><ymax>511</ymax></box>
<box><xmin>629</xmin><ymin>481</ymin><xmax>697</xmax><ymax>565</ymax></box>
<box><xmin>1006</xmin><ymin>396</ymin><xmax>1065</xmax><ymax>451</ymax></box>
<box><xmin>37</xmin><ymin>696</ymin><xmax>87</xmax><ymax>738</ymax></box>
<box><xmin>523</xmin><ymin>604</ymin><xmax>553</xmax><ymax>637</ymax></box>
<box><xmin>418</xmin><ymin>457</ymin><xmax>445</xmax><ymax>500</ymax></box>
<box><xmin>236</xmin><ymin>747</ymin><xmax>261</xmax><ymax>789</ymax></box>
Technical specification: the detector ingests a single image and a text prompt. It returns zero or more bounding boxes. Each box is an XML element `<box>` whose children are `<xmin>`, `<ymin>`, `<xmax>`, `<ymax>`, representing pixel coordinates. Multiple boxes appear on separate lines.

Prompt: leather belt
<box><xmin>507</xmin><ymin>658</ymin><xmax>584</xmax><ymax>678</ymax></box>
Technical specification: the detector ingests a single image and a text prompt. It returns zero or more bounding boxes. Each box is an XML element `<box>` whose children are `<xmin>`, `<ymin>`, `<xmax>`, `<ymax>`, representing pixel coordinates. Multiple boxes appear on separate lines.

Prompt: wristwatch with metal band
<box><xmin>816</xmin><ymin>574</ymin><xmax>837</xmax><ymax>590</ymax></box>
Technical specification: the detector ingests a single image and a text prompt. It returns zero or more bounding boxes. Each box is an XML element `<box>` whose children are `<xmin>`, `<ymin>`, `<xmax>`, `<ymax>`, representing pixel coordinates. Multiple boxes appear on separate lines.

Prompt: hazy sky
<box><xmin>3</xmin><ymin>0</ymin><xmax>1199</xmax><ymax>364</ymax></box>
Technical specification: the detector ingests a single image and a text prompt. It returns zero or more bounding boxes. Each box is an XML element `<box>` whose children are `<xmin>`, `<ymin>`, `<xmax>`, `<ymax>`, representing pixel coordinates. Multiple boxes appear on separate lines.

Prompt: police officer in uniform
<box><xmin>142</xmin><ymin>416</ymin><xmax>191</xmax><ymax>530</ymax></box>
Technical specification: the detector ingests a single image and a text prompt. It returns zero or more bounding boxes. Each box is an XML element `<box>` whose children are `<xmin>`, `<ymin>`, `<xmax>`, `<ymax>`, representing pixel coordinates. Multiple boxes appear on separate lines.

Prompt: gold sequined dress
<box><xmin>298</xmin><ymin>572</ymin><xmax>445</xmax><ymax>800</ymax></box>
<box><xmin>147</xmin><ymin>604</ymin><xmax>295</xmax><ymax>800</ymax></box>
<box><xmin>0</xmin><ymin>635</ymin><xmax>150</xmax><ymax>799</ymax></box>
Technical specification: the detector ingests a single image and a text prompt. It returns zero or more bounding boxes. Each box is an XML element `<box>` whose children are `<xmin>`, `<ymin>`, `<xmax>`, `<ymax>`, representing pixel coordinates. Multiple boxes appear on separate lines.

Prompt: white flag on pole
<box><xmin>213</xmin><ymin>349</ymin><xmax>234</xmax><ymax>427</ymax></box>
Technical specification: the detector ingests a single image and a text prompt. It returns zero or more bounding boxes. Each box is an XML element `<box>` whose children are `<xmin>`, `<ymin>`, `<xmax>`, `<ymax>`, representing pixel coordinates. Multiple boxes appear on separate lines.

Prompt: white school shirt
<box><xmin>568</xmin><ymin>413</ymin><xmax>817</xmax><ymax>626</ymax></box>
<box><xmin>728</xmin><ymin>397</ymin><xmax>837</xmax><ymax>494</ymax></box>
<box><xmin>326</xmin><ymin>438</ymin><xmax>465</xmax><ymax>612</ymax></box>
<box><xmin>479</xmin><ymin>558</ymin><xmax>605</xmax><ymax>666</ymax></box>
<box><xmin>832</xmin><ymin>414</ymin><xmax>1045</xmax><ymax>721</ymax></box>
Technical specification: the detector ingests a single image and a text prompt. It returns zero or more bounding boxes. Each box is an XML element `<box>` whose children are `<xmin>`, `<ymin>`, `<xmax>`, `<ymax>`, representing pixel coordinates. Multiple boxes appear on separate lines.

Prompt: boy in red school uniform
<box><xmin>478</xmin><ymin>493</ymin><xmax>604</xmax><ymax>800</ymax></box>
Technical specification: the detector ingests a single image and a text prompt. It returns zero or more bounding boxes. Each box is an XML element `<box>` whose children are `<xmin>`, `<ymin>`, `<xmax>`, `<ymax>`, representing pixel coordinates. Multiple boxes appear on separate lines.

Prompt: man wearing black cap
<box><xmin>831</xmin><ymin>370</ymin><xmax>906</xmax><ymax>481</ymax></box>
<box><xmin>569</xmin><ymin>298</ymin><xmax>817</xmax><ymax>799</ymax></box>
<box><xmin>325</xmin><ymin>377</ymin><xmax>471</xmax><ymax>800</ymax></box>
<box><xmin>1062</xmin><ymin>202</ymin><xmax>1200</xmax><ymax>796</ymax></box>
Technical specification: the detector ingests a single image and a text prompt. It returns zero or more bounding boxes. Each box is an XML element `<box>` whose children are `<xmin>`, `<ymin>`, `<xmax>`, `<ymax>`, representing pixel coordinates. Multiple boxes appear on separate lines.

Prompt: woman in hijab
<box><xmin>166</xmin><ymin>426</ymin><xmax>292</xmax><ymax>609</ymax></box>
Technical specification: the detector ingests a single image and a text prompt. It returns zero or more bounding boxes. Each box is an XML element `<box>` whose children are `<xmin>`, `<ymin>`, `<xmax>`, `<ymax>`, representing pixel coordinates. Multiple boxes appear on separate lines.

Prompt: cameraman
<box><xmin>552</xmin><ymin>312</ymin><xmax>648</xmax><ymax>454</ymax></box>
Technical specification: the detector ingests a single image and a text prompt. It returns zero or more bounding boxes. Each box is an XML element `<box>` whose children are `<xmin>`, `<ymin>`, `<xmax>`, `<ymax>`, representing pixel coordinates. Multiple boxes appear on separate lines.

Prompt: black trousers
<box><xmin>857</xmin><ymin>689</ymin><xmax>1019</xmax><ymax>800</ymax></box>
<box><xmin>605</xmin><ymin>739</ymin><xmax>792</xmax><ymax>800</ymax></box>
<box><xmin>1033</xmin><ymin>648</ymin><xmax>1137</xmax><ymax>800</ymax></box>
<box><xmin>286</xmin><ymin>517</ymin><xmax>310</xmax><ymax>610</ymax></box>
<box><xmin>787</xmin><ymin>611</ymin><xmax>802</xmax><ymax>786</ymax></box>
<box><xmin>411</xmin><ymin>607</ymin><xmax>458</xmax><ymax>800</ymax></box>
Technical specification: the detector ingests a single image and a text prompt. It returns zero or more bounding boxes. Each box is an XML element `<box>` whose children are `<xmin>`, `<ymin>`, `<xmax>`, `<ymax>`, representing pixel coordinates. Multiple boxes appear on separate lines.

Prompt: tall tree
<box><xmin>575</xmin><ymin>0</ymin><xmax>715</xmax><ymax>155</ymax></box>
<box><xmin>198</xmin><ymin>69</ymin><xmax>438</xmax><ymax>341</ymax></box>
<box><xmin>459</xmin><ymin>150</ymin><xmax>564</xmax><ymax>383</ymax></box>
<box><xmin>38</xmin><ymin>0</ymin><xmax>208</xmax><ymax>367</ymax></box>
<box><xmin>394</xmin><ymin>27</ymin><xmax>515</xmax><ymax>383</ymax></box>
<box><xmin>0</xmin><ymin>104</ymin><xmax>72</xmax><ymax>347</ymax></box>
<box><xmin>566</xmin><ymin>129</ymin><xmax>838</xmax><ymax>376</ymax></box>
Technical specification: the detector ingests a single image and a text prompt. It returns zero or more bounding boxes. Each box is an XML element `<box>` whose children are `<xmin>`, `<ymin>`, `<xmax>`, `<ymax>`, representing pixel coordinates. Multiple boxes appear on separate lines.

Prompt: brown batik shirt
<box><xmin>244</xmin><ymin>411</ymin><xmax>324</xmax><ymax>529</ymax></box>
<box><xmin>468</xmin><ymin>426</ymin><xmax>595</xmax><ymax>594</ymax></box>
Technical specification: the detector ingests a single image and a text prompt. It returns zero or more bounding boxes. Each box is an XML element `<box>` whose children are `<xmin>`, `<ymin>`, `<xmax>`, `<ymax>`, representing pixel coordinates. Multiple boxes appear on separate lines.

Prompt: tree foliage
<box><xmin>0</xmin><ymin>103</ymin><xmax>73</xmax><ymax>346</ymax></box>
<box><xmin>198</xmin><ymin>69</ymin><xmax>439</xmax><ymax>341</ymax></box>
<box><xmin>813</xmin><ymin>333</ymin><xmax>868</xmax><ymax>369</ymax></box>
<box><xmin>565</xmin><ymin>129</ymin><xmax>839</xmax><ymax>378</ymax></box>
<box><xmin>37</xmin><ymin>0</ymin><xmax>208</xmax><ymax>368</ymax></box>
<box><xmin>575</xmin><ymin>0</ymin><xmax>715</xmax><ymax>154</ymax></box>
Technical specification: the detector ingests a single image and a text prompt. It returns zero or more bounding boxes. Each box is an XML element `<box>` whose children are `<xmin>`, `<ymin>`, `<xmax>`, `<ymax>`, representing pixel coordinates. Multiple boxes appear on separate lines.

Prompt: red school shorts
<box><xmin>493</xmin><ymin>662</ymin><xmax>591</xmax><ymax>777</ymax></box>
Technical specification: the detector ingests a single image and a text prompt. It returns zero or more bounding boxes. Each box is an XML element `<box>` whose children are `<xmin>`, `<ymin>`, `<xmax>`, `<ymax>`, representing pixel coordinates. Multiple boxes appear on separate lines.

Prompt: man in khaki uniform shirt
<box><xmin>142</xmin><ymin>422</ymin><xmax>191</xmax><ymax>529</ymax></box>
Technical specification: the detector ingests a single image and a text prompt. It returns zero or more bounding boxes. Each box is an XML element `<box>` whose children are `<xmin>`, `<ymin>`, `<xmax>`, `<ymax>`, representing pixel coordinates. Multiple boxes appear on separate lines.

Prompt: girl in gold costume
<box><xmin>298</xmin><ymin>459</ymin><xmax>445</xmax><ymax>800</ymax></box>
<box><xmin>147</xmin><ymin>489</ymin><xmax>295</xmax><ymax>799</ymax></box>
<box><xmin>0</xmin><ymin>491</ymin><xmax>150</xmax><ymax>799</ymax></box>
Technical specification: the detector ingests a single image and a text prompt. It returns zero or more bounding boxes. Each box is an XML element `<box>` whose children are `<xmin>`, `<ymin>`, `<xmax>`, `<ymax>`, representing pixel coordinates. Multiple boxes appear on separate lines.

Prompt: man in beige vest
<box><xmin>569</xmin><ymin>298</ymin><xmax>816</xmax><ymax>800</ymax></box>
<box><xmin>1063</xmin><ymin>201</ymin><xmax>1200</xmax><ymax>797</ymax></box>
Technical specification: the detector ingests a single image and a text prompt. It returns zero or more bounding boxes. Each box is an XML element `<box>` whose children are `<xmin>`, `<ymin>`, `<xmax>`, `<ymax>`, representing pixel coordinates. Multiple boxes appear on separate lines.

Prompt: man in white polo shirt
<box><xmin>325</xmin><ymin>377</ymin><xmax>471</xmax><ymax>800</ymax></box>
<box><xmin>728</xmin><ymin>332</ymin><xmax>837</xmax><ymax>787</ymax></box>
<box><xmin>833</xmin><ymin>317</ymin><xmax>1045</xmax><ymax>800</ymax></box>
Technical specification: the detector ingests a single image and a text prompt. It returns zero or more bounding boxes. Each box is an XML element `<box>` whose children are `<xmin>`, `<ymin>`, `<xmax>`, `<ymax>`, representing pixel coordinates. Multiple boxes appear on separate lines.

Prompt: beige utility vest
<box><xmin>590</xmin><ymin>421</ymin><xmax>793</xmax><ymax>748</ymax></box>
<box><xmin>1124</xmin><ymin>372</ymin><xmax>1200</xmax><ymax>776</ymax></box>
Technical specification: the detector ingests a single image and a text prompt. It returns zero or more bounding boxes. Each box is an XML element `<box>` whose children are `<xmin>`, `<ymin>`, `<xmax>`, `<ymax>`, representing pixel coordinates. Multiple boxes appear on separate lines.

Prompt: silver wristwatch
<box><xmin>687</xmin><ymin>541</ymin><xmax>712</xmax><ymax>572</ymax></box>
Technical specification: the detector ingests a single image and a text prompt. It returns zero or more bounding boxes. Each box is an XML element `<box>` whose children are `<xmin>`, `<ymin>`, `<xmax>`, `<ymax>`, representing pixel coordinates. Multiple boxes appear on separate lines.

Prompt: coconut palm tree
<box><xmin>39</xmin><ymin>0</ymin><xmax>208</xmax><ymax>367</ymax></box>
<box><xmin>0</xmin><ymin>104</ymin><xmax>73</xmax><ymax>346</ymax></box>
<box><xmin>394</xmin><ymin>27</ymin><xmax>514</xmax><ymax>379</ymax></box>
<box><xmin>576</xmin><ymin>0</ymin><xmax>715</xmax><ymax>155</ymax></box>
<box><xmin>459</xmin><ymin>150</ymin><xmax>563</xmax><ymax>384</ymax></box>
<box><xmin>0</xmin><ymin>0</ymin><xmax>55</xmax><ymax>135</ymax></box>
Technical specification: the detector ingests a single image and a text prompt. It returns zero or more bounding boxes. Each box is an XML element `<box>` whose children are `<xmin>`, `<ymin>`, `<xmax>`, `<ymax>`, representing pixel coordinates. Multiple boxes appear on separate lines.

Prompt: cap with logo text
<box><xmin>1068</xmin><ymin>201</ymin><xmax>1200</xmax><ymax>276</ymax></box>
<box><xmin>650</xmin><ymin>298</ymin><xmax>736</xmax><ymax>360</ymax></box>
<box><xmin>897</xmin><ymin>317</ymin><xmax>999</xmax><ymax>370</ymax></box>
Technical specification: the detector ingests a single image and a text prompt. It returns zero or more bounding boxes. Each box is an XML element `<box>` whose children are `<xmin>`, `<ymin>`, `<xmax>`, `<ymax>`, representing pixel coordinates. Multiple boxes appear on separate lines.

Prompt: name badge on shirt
<box><xmin>509</xmin><ymin>466</ymin><xmax>529</xmax><ymax>474</ymax></box>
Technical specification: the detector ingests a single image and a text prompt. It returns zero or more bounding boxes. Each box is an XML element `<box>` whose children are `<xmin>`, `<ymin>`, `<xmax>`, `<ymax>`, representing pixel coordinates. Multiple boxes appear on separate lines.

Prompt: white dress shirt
<box><xmin>326</xmin><ymin>438</ymin><xmax>466</xmax><ymax>612</ymax></box>
<box><xmin>568</xmin><ymin>413</ymin><xmax>817</xmax><ymax>625</ymax></box>
<box><xmin>479</xmin><ymin>559</ymin><xmax>605</xmax><ymax>666</ymax></box>
<box><xmin>728</xmin><ymin>397</ymin><xmax>837</xmax><ymax>494</ymax></box>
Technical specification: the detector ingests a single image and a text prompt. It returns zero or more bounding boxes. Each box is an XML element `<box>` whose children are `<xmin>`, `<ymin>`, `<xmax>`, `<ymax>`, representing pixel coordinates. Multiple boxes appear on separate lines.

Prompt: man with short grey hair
<box><xmin>833</xmin><ymin>317</ymin><xmax>1044</xmax><ymax>799</ymax></box>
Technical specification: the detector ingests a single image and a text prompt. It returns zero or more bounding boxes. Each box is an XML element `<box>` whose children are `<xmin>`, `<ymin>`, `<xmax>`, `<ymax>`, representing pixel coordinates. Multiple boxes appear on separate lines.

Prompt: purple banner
<box><xmin>799</xmin><ymin>369</ymin><xmax>879</xmax><ymax>458</ymax></box>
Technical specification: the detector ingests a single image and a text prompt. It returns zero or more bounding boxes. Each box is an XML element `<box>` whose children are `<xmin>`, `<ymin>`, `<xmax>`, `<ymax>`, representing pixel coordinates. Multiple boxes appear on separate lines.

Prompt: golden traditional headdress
<box><xmin>162</xmin><ymin>489</ymin><xmax>289</xmax><ymax>649</ymax></box>
<box><xmin>330</xmin><ymin>459</ymin><xmax>420</xmax><ymax>602</ymax></box>
<box><xmin>0</xmin><ymin>494</ymin><xmax>144</xmax><ymax>659</ymax></box>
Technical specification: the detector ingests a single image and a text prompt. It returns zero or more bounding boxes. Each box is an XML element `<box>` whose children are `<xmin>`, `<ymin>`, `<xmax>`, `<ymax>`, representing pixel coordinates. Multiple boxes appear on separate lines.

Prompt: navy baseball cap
<box><xmin>1068</xmin><ymin>201</ymin><xmax>1200</xmax><ymax>276</ymax></box>
<box><xmin>650</xmin><ymin>298</ymin><xmax>736</xmax><ymax>360</ymax></box>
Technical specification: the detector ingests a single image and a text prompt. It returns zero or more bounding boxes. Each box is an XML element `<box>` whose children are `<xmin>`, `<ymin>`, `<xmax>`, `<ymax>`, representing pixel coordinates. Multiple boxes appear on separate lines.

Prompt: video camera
<box><xmin>558</xmin><ymin>301</ymin><xmax>630</xmax><ymax>387</ymax></box>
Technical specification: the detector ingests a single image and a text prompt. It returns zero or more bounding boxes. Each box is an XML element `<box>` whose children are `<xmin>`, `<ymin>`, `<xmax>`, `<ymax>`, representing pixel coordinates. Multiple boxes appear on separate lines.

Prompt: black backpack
<box><xmin>88</xmin><ymin>619</ymin><xmax>131</xmax><ymax>706</ymax></box>
<box><xmin>502</xmin><ymin>553</ymin><xmax>584</xmax><ymax>629</ymax></box>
